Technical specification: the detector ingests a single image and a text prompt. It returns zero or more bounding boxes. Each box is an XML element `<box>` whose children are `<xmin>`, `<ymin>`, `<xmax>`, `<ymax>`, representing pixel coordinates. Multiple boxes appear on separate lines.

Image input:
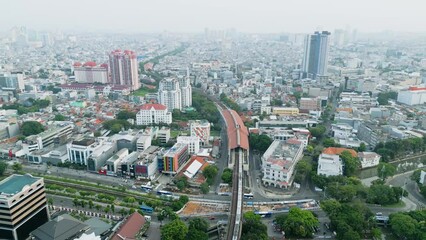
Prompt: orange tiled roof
<box><xmin>322</xmin><ymin>147</ymin><xmax>357</xmax><ymax>157</ymax></box>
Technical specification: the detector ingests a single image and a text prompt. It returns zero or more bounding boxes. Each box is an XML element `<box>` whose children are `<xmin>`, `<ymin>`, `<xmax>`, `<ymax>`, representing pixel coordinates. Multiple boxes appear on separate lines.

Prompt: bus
<box><xmin>140</xmin><ymin>205</ymin><xmax>154</xmax><ymax>214</ymax></box>
<box><xmin>157</xmin><ymin>190</ymin><xmax>173</xmax><ymax>197</ymax></box>
<box><xmin>255</xmin><ymin>211</ymin><xmax>272</xmax><ymax>218</ymax></box>
<box><xmin>141</xmin><ymin>185</ymin><xmax>153</xmax><ymax>193</ymax></box>
<box><xmin>243</xmin><ymin>193</ymin><xmax>254</xmax><ymax>199</ymax></box>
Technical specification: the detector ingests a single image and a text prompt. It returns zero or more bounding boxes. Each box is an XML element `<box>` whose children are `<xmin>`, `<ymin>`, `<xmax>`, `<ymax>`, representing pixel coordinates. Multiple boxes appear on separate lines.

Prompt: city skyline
<box><xmin>1</xmin><ymin>0</ymin><xmax>426</xmax><ymax>34</ymax></box>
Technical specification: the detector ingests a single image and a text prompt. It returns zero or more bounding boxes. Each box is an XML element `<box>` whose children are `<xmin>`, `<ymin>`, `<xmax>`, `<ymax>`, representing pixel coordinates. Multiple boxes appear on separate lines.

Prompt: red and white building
<box><xmin>189</xmin><ymin>120</ymin><xmax>210</xmax><ymax>146</ymax></box>
<box><xmin>108</xmin><ymin>50</ymin><xmax>140</xmax><ymax>91</ymax></box>
<box><xmin>136</xmin><ymin>104</ymin><xmax>172</xmax><ymax>125</ymax></box>
<box><xmin>73</xmin><ymin>61</ymin><xmax>109</xmax><ymax>84</ymax></box>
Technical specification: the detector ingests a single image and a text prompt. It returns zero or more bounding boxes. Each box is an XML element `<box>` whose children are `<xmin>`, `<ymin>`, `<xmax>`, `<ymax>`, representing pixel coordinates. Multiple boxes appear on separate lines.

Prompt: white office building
<box><xmin>397</xmin><ymin>87</ymin><xmax>426</xmax><ymax>105</ymax></box>
<box><xmin>136</xmin><ymin>103</ymin><xmax>172</xmax><ymax>125</ymax></box>
<box><xmin>158</xmin><ymin>78</ymin><xmax>182</xmax><ymax>111</ymax></box>
<box><xmin>261</xmin><ymin>139</ymin><xmax>304</xmax><ymax>188</ymax></box>
<box><xmin>178</xmin><ymin>75</ymin><xmax>192</xmax><ymax>108</ymax></box>
<box><xmin>177</xmin><ymin>136</ymin><xmax>200</xmax><ymax>155</ymax></box>
<box><xmin>317</xmin><ymin>154</ymin><xmax>343</xmax><ymax>176</ymax></box>
<box><xmin>136</xmin><ymin>134</ymin><xmax>152</xmax><ymax>152</ymax></box>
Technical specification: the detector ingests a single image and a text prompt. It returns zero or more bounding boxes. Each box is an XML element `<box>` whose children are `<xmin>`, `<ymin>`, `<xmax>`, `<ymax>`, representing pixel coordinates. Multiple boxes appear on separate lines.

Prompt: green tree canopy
<box><xmin>241</xmin><ymin>211</ymin><xmax>268</xmax><ymax>240</ymax></box>
<box><xmin>389</xmin><ymin>213</ymin><xmax>423</xmax><ymax>240</ymax></box>
<box><xmin>340</xmin><ymin>150</ymin><xmax>360</xmax><ymax>176</ymax></box>
<box><xmin>0</xmin><ymin>161</ymin><xmax>8</xmax><ymax>176</ymax></box>
<box><xmin>11</xmin><ymin>163</ymin><xmax>22</xmax><ymax>173</ymax></box>
<box><xmin>202</xmin><ymin>165</ymin><xmax>218</xmax><ymax>185</ymax></box>
<box><xmin>54</xmin><ymin>114</ymin><xmax>65</xmax><ymax>121</ymax></box>
<box><xmin>161</xmin><ymin>219</ymin><xmax>188</xmax><ymax>240</ymax></box>
<box><xmin>221</xmin><ymin>168</ymin><xmax>233</xmax><ymax>184</ymax></box>
<box><xmin>188</xmin><ymin>217</ymin><xmax>209</xmax><ymax>232</ymax></box>
<box><xmin>377</xmin><ymin>162</ymin><xmax>396</xmax><ymax>180</ymax></box>
<box><xmin>21</xmin><ymin>121</ymin><xmax>45</xmax><ymax>136</ymax></box>
<box><xmin>282</xmin><ymin>207</ymin><xmax>319</xmax><ymax>238</ymax></box>
<box><xmin>249</xmin><ymin>134</ymin><xmax>273</xmax><ymax>152</ymax></box>
<box><xmin>116</xmin><ymin>110</ymin><xmax>136</xmax><ymax>120</ymax></box>
<box><xmin>200</xmin><ymin>182</ymin><xmax>209</xmax><ymax>194</ymax></box>
<box><xmin>309</xmin><ymin>125</ymin><xmax>326</xmax><ymax>138</ymax></box>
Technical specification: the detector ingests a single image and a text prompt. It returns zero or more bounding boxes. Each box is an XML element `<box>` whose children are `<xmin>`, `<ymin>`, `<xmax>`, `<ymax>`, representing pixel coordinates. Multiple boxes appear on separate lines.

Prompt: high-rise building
<box><xmin>108</xmin><ymin>50</ymin><xmax>139</xmax><ymax>91</ymax></box>
<box><xmin>158</xmin><ymin>78</ymin><xmax>182</xmax><ymax>111</ymax></box>
<box><xmin>73</xmin><ymin>62</ymin><xmax>109</xmax><ymax>84</ymax></box>
<box><xmin>0</xmin><ymin>72</ymin><xmax>25</xmax><ymax>91</ymax></box>
<box><xmin>178</xmin><ymin>74</ymin><xmax>192</xmax><ymax>108</ymax></box>
<box><xmin>302</xmin><ymin>31</ymin><xmax>331</xmax><ymax>79</ymax></box>
<box><xmin>0</xmin><ymin>174</ymin><xmax>49</xmax><ymax>240</ymax></box>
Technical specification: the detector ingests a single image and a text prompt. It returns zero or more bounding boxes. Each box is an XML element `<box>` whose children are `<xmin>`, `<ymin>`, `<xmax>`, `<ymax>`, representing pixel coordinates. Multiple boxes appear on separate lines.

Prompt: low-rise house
<box><xmin>358</xmin><ymin>152</ymin><xmax>381</xmax><ymax>169</ymax></box>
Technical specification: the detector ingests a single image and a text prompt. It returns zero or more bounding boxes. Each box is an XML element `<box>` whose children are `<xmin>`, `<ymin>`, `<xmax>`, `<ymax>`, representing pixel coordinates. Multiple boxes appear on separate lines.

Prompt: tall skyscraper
<box><xmin>158</xmin><ymin>78</ymin><xmax>182</xmax><ymax>111</ymax></box>
<box><xmin>108</xmin><ymin>50</ymin><xmax>140</xmax><ymax>90</ymax></box>
<box><xmin>0</xmin><ymin>174</ymin><xmax>49</xmax><ymax>240</ymax></box>
<box><xmin>178</xmin><ymin>69</ymin><xmax>192</xmax><ymax>108</ymax></box>
<box><xmin>302</xmin><ymin>31</ymin><xmax>331</xmax><ymax>79</ymax></box>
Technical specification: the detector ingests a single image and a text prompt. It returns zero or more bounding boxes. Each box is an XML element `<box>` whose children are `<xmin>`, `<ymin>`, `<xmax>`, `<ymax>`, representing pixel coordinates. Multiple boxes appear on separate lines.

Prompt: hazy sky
<box><xmin>2</xmin><ymin>0</ymin><xmax>425</xmax><ymax>33</ymax></box>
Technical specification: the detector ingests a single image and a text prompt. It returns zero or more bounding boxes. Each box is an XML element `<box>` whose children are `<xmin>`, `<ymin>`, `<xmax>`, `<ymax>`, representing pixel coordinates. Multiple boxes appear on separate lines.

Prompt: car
<box><xmin>376</xmin><ymin>212</ymin><xmax>383</xmax><ymax>216</ymax></box>
<box><xmin>209</xmin><ymin>217</ymin><xmax>216</xmax><ymax>220</ymax></box>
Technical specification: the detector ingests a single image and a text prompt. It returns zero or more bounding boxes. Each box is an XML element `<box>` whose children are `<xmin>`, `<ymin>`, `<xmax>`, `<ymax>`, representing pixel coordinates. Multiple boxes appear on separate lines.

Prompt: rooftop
<box><xmin>322</xmin><ymin>147</ymin><xmax>357</xmax><ymax>157</ymax></box>
<box><xmin>0</xmin><ymin>174</ymin><xmax>40</xmax><ymax>196</ymax></box>
<box><xmin>111</xmin><ymin>212</ymin><xmax>146</xmax><ymax>240</ymax></box>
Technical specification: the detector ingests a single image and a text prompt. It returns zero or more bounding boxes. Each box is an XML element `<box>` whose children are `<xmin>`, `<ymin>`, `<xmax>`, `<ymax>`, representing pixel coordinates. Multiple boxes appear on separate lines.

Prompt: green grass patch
<box><xmin>211</xmin><ymin>130</ymin><xmax>220</xmax><ymax>137</ymax></box>
<box><xmin>171</xmin><ymin>130</ymin><xmax>189</xmax><ymax>138</ymax></box>
<box><xmin>381</xmin><ymin>201</ymin><xmax>406</xmax><ymax>208</ymax></box>
<box><xmin>133</xmin><ymin>87</ymin><xmax>157</xmax><ymax>97</ymax></box>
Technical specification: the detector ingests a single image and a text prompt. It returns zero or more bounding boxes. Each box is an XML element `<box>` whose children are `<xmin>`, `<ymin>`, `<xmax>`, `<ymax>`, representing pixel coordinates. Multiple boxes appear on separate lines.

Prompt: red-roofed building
<box><xmin>222</xmin><ymin>109</ymin><xmax>249</xmax><ymax>170</ymax></box>
<box><xmin>136</xmin><ymin>103</ymin><xmax>172</xmax><ymax>125</ymax></box>
<box><xmin>322</xmin><ymin>147</ymin><xmax>357</xmax><ymax>157</ymax></box>
<box><xmin>111</xmin><ymin>212</ymin><xmax>147</xmax><ymax>240</ymax></box>
<box><xmin>176</xmin><ymin>155</ymin><xmax>211</xmax><ymax>186</ymax></box>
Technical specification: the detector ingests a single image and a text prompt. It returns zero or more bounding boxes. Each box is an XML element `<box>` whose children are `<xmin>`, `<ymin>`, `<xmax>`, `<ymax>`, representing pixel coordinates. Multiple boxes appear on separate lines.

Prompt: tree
<box><xmin>116</xmin><ymin>110</ymin><xmax>136</xmax><ymax>120</ymax></box>
<box><xmin>21</xmin><ymin>121</ymin><xmax>45</xmax><ymax>136</ymax></box>
<box><xmin>54</xmin><ymin>114</ymin><xmax>65</xmax><ymax>121</ymax></box>
<box><xmin>176</xmin><ymin>176</ymin><xmax>188</xmax><ymax>191</ymax></box>
<box><xmin>187</xmin><ymin>230</ymin><xmax>208</xmax><ymax>240</ymax></box>
<box><xmin>367</xmin><ymin>184</ymin><xmax>403</xmax><ymax>205</ymax></box>
<box><xmin>72</xmin><ymin>198</ymin><xmax>79</xmax><ymax>208</ymax></box>
<box><xmin>12</xmin><ymin>163</ymin><xmax>22</xmax><ymax>173</ymax></box>
<box><xmin>244</xmin><ymin>211</ymin><xmax>261</xmax><ymax>221</ymax></box>
<box><xmin>358</xmin><ymin>142</ymin><xmax>366</xmax><ymax>152</ymax></box>
<box><xmin>161</xmin><ymin>219</ymin><xmax>188</xmax><ymax>240</ymax></box>
<box><xmin>189</xmin><ymin>217</ymin><xmax>209</xmax><ymax>232</ymax></box>
<box><xmin>377</xmin><ymin>162</ymin><xmax>396</xmax><ymax>180</ymax></box>
<box><xmin>389</xmin><ymin>213</ymin><xmax>419</xmax><ymax>240</ymax></box>
<box><xmin>221</xmin><ymin>168</ymin><xmax>233</xmax><ymax>184</ymax></box>
<box><xmin>202</xmin><ymin>165</ymin><xmax>218</xmax><ymax>183</ymax></box>
<box><xmin>306</xmin><ymin>145</ymin><xmax>314</xmax><ymax>154</ymax></box>
<box><xmin>340</xmin><ymin>150</ymin><xmax>360</xmax><ymax>176</ymax></box>
<box><xmin>200</xmin><ymin>182</ymin><xmax>209</xmax><ymax>194</ymax></box>
<box><xmin>323</xmin><ymin>138</ymin><xmax>336</xmax><ymax>147</ymax></box>
<box><xmin>0</xmin><ymin>161</ymin><xmax>7</xmax><ymax>176</ymax></box>
<box><xmin>241</xmin><ymin>211</ymin><xmax>268</xmax><ymax>240</ymax></box>
<box><xmin>88</xmin><ymin>200</ymin><xmax>94</xmax><ymax>209</ymax></box>
<box><xmin>282</xmin><ymin>208</ymin><xmax>319</xmax><ymax>238</ymax></box>
<box><xmin>249</xmin><ymin>134</ymin><xmax>273</xmax><ymax>152</ymax></box>
<box><xmin>309</xmin><ymin>125</ymin><xmax>326</xmax><ymax>138</ymax></box>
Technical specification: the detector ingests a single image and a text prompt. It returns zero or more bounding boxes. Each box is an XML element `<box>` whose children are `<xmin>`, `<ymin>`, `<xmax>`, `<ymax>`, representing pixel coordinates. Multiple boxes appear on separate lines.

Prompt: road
<box><xmin>387</xmin><ymin>171</ymin><xmax>426</xmax><ymax>209</ymax></box>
